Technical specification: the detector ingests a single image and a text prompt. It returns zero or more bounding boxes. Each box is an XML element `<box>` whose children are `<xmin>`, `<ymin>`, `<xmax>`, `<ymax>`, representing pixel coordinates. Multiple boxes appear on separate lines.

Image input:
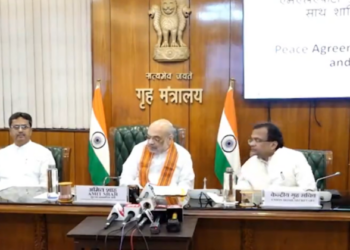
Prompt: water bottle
<box><xmin>47</xmin><ymin>165</ymin><xmax>59</xmax><ymax>200</ymax></box>
<box><xmin>223</xmin><ymin>167</ymin><xmax>236</xmax><ymax>204</ymax></box>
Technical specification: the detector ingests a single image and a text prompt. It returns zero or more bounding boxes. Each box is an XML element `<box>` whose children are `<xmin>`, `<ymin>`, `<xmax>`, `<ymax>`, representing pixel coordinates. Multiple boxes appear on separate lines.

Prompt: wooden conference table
<box><xmin>0</xmin><ymin>187</ymin><xmax>350</xmax><ymax>250</ymax></box>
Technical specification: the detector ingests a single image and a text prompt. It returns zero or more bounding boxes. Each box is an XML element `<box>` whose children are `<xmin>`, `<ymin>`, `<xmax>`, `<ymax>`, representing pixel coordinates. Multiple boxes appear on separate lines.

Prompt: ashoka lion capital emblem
<box><xmin>149</xmin><ymin>0</ymin><xmax>191</xmax><ymax>62</ymax></box>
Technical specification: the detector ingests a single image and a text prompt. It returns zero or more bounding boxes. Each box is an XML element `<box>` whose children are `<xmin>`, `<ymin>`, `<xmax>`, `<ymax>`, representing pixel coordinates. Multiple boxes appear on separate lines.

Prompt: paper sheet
<box><xmin>153</xmin><ymin>186</ymin><xmax>188</xmax><ymax>196</ymax></box>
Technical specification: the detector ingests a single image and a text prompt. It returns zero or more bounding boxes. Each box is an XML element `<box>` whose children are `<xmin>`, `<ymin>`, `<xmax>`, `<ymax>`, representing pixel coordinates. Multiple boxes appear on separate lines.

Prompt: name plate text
<box><xmin>75</xmin><ymin>185</ymin><xmax>128</xmax><ymax>203</ymax></box>
<box><xmin>263</xmin><ymin>191</ymin><xmax>320</xmax><ymax>208</ymax></box>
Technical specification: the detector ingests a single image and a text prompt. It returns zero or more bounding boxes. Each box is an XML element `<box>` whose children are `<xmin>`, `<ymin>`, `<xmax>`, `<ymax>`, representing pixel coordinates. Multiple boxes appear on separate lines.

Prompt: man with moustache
<box><xmin>119</xmin><ymin>119</ymin><xmax>195</xmax><ymax>191</ymax></box>
<box><xmin>236</xmin><ymin>122</ymin><xmax>316</xmax><ymax>191</ymax></box>
<box><xmin>0</xmin><ymin>112</ymin><xmax>55</xmax><ymax>187</ymax></box>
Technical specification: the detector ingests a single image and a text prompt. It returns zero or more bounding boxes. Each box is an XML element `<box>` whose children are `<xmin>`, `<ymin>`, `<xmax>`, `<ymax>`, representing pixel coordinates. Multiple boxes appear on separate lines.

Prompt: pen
<box><xmin>280</xmin><ymin>171</ymin><xmax>285</xmax><ymax>180</ymax></box>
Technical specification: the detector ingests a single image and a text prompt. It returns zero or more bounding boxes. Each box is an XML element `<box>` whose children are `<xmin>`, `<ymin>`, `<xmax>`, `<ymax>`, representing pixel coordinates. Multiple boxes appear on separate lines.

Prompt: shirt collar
<box><xmin>13</xmin><ymin>140</ymin><xmax>32</xmax><ymax>150</ymax></box>
<box><xmin>257</xmin><ymin>147</ymin><xmax>283</xmax><ymax>164</ymax></box>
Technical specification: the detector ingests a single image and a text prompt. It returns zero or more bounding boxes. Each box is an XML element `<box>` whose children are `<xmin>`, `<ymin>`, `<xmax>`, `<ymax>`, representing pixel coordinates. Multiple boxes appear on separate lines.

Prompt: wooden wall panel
<box><xmin>31</xmin><ymin>132</ymin><xmax>47</xmax><ymax>145</ymax></box>
<box><xmin>74</xmin><ymin>132</ymin><xmax>90</xmax><ymax>185</ymax></box>
<box><xmin>111</xmin><ymin>0</ymin><xmax>150</xmax><ymax>127</ymax></box>
<box><xmin>270</xmin><ymin>102</ymin><xmax>310</xmax><ymax>149</ymax></box>
<box><xmin>149</xmin><ymin>0</ymin><xmax>190</xmax><ymax>148</ymax></box>
<box><xmin>251</xmin><ymin>220</ymin><xmax>348</xmax><ymax>250</ymax></box>
<box><xmin>189</xmin><ymin>0</ymin><xmax>231</xmax><ymax>189</ymax></box>
<box><xmin>309</xmin><ymin>102</ymin><xmax>350</xmax><ymax>190</ymax></box>
<box><xmin>194</xmin><ymin>219</ymin><xmax>241</xmax><ymax>250</ymax></box>
<box><xmin>3</xmin><ymin>0</ymin><xmax>349</xmax><ymax>190</ymax></box>
<box><xmin>0</xmin><ymin>131</ymin><xmax>9</xmax><ymax>147</ymax></box>
<box><xmin>46</xmin><ymin>215</ymin><xmax>86</xmax><ymax>250</ymax></box>
<box><xmin>0</xmin><ymin>214</ymin><xmax>35</xmax><ymax>250</ymax></box>
<box><xmin>230</xmin><ymin>0</ymin><xmax>268</xmax><ymax>164</ymax></box>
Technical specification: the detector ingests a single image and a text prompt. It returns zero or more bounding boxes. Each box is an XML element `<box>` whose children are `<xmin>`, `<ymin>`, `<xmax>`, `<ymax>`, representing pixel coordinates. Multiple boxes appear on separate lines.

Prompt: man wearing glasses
<box><xmin>236</xmin><ymin>122</ymin><xmax>316</xmax><ymax>191</ymax></box>
<box><xmin>0</xmin><ymin>112</ymin><xmax>55</xmax><ymax>187</ymax></box>
<box><xmin>119</xmin><ymin>119</ymin><xmax>195</xmax><ymax>192</ymax></box>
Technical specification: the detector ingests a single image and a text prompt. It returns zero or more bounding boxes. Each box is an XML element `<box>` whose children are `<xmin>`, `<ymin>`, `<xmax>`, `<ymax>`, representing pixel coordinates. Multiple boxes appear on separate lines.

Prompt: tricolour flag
<box><xmin>88</xmin><ymin>85</ymin><xmax>110</xmax><ymax>185</ymax></box>
<box><xmin>214</xmin><ymin>82</ymin><xmax>241</xmax><ymax>184</ymax></box>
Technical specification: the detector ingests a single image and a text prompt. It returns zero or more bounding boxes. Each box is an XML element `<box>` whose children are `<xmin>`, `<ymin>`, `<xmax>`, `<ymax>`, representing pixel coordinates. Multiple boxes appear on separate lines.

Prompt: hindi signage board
<box><xmin>261</xmin><ymin>190</ymin><xmax>321</xmax><ymax>209</ymax></box>
<box><xmin>74</xmin><ymin>185</ymin><xmax>128</xmax><ymax>205</ymax></box>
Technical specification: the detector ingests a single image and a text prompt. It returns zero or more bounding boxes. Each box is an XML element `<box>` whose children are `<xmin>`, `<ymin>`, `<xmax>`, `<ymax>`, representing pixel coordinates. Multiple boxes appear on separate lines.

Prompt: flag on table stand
<box><xmin>88</xmin><ymin>82</ymin><xmax>110</xmax><ymax>185</ymax></box>
<box><xmin>214</xmin><ymin>78</ymin><xmax>241</xmax><ymax>185</ymax></box>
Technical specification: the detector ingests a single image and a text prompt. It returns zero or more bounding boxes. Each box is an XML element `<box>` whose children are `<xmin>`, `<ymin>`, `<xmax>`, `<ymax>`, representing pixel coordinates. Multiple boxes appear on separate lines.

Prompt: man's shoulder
<box><xmin>174</xmin><ymin>142</ymin><xmax>191</xmax><ymax>158</ymax></box>
<box><xmin>278</xmin><ymin>147</ymin><xmax>305</xmax><ymax>158</ymax></box>
<box><xmin>242</xmin><ymin>156</ymin><xmax>258</xmax><ymax>169</ymax></box>
<box><xmin>29</xmin><ymin>141</ymin><xmax>52</xmax><ymax>154</ymax></box>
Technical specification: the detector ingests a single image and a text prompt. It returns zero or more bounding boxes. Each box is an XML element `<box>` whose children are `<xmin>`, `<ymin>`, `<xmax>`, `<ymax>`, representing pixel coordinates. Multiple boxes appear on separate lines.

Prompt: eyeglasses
<box><xmin>11</xmin><ymin>124</ymin><xmax>30</xmax><ymax>130</ymax></box>
<box><xmin>247</xmin><ymin>138</ymin><xmax>270</xmax><ymax>144</ymax></box>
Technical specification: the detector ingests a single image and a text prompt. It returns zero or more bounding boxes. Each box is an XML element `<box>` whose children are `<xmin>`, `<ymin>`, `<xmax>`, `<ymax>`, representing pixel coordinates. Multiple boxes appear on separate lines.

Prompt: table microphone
<box><xmin>166</xmin><ymin>212</ymin><xmax>181</xmax><ymax>232</ymax></box>
<box><xmin>150</xmin><ymin>216</ymin><xmax>161</xmax><ymax>235</ymax></box>
<box><xmin>122</xmin><ymin>204</ymin><xmax>141</xmax><ymax>226</ymax></box>
<box><xmin>315</xmin><ymin>172</ymin><xmax>340</xmax><ymax>191</ymax></box>
<box><xmin>105</xmin><ymin>203</ymin><xmax>124</xmax><ymax>229</ymax></box>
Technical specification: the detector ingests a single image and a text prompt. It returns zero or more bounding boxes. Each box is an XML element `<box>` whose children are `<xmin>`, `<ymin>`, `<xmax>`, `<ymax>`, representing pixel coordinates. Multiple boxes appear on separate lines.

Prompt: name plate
<box><xmin>262</xmin><ymin>191</ymin><xmax>321</xmax><ymax>208</ymax></box>
<box><xmin>75</xmin><ymin>185</ymin><xmax>128</xmax><ymax>204</ymax></box>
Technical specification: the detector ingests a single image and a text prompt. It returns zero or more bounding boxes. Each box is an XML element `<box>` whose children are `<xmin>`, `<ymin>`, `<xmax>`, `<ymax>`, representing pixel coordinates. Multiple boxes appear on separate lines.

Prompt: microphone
<box><xmin>138</xmin><ymin>217</ymin><xmax>149</xmax><ymax>229</ymax></box>
<box><xmin>166</xmin><ymin>212</ymin><xmax>181</xmax><ymax>232</ymax></box>
<box><xmin>315</xmin><ymin>172</ymin><xmax>340</xmax><ymax>190</ymax></box>
<box><xmin>137</xmin><ymin>183</ymin><xmax>156</xmax><ymax>202</ymax></box>
<box><xmin>150</xmin><ymin>216</ymin><xmax>161</xmax><ymax>235</ymax></box>
<box><xmin>166</xmin><ymin>205</ymin><xmax>183</xmax><ymax>233</ymax></box>
<box><xmin>105</xmin><ymin>203</ymin><xmax>125</xmax><ymax>229</ymax></box>
<box><xmin>122</xmin><ymin>204</ymin><xmax>141</xmax><ymax>226</ymax></box>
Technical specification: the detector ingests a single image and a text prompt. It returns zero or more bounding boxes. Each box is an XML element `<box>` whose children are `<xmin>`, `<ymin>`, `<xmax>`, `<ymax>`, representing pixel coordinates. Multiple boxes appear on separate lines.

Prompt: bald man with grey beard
<box><xmin>119</xmin><ymin>119</ymin><xmax>195</xmax><ymax>191</ymax></box>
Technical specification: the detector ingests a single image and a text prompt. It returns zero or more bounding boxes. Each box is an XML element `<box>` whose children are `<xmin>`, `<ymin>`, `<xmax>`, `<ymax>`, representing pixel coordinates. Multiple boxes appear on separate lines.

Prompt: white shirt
<box><xmin>0</xmin><ymin>141</ymin><xmax>56</xmax><ymax>187</ymax></box>
<box><xmin>120</xmin><ymin>141</ymin><xmax>195</xmax><ymax>190</ymax></box>
<box><xmin>236</xmin><ymin>147</ymin><xmax>316</xmax><ymax>191</ymax></box>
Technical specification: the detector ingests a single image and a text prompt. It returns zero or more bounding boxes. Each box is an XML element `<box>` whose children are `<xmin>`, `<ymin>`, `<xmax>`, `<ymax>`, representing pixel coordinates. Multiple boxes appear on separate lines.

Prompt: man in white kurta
<box><xmin>120</xmin><ymin>119</ymin><xmax>195</xmax><ymax>191</ymax></box>
<box><xmin>236</xmin><ymin>122</ymin><xmax>316</xmax><ymax>191</ymax></box>
<box><xmin>0</xmin><ymin>112</ymin><xmax>56</xmax><ymax>187</ymax></box>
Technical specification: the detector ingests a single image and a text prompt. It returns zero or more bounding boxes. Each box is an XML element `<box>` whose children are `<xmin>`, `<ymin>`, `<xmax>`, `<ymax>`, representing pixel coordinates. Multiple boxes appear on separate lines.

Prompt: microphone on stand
<box><xmin>150</xmin><ymin>216</ymin><xmax>161</xmax><ymax>235</ymax></box>
<box><xmin>315</xmin><ymin>172</ymin><xmax>340</xmax><ymax>191</ymax></box>
<box><xmin>137</xmin><ymin>208</ymin><xmax>154</xmax><ymax>229</ymax></box>
<box><xmin>122</xmin><ymin>204</ymin><xmax>141</xmax><ymax>226</ymax></box>
<box><xmin>105</xmin><ymin>203</ymin><xmax>125</xmax><ymax>229</ymax></box>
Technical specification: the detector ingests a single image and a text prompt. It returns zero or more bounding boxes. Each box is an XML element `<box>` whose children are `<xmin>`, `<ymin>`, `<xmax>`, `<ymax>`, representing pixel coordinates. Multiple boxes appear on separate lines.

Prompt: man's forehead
<box><xmin>252</xmin><ymin>127</ymin><xmax>267</xmax><ymax>137</ymax></box>
<box><xmin>12</xmin><ymin>118</ymin><xmax>29</xmax><ymax>124</ymax></box>
<box><xmin>148</xmin><ymin>127</ymin><xmax>164</xmax><ymax>136</ymax></box>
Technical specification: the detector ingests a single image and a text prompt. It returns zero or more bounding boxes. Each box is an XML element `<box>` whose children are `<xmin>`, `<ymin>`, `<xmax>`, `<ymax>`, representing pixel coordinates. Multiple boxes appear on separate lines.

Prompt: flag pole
<box><xmin>96</xmin><ymin>79</ymin><xmax>102</xmax><ymax>88</ymax></box>
<box><xmin>229</xmin><ymin>78</ymin><xmax>236</xmax><ymax>89</ymax></box>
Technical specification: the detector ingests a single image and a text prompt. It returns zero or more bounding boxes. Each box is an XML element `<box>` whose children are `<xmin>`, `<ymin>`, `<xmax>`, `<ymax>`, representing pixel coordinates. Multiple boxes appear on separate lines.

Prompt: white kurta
<box><xmin>0</xmin><ymin>141</ymin><xmax>56</xmax><ymax>187</ymax></box>
<box><xmin>236</xmin><ymin>147</ymin><xmax>317</xmax><ymax>191</ymax></box>
<box><xmin>120</xmin><ymin>141</ymin><xmax>195</xmax><ymax>190</ymax></box>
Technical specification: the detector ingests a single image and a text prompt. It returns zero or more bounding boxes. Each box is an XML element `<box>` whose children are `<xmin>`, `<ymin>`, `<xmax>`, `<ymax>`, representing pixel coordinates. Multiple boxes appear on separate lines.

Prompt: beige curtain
<box><xmin>0</xmin><ymin>0</ymin><xmax>92</xmax><ymax>128</ymax></box>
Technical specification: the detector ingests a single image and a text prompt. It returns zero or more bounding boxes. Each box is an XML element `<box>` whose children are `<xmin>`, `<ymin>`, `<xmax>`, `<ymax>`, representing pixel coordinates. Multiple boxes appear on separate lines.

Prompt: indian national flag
<box><xmin>214</xmin><ymin>83</ymin><xmax>241</xmax><ymax>185</ymax></box>
<box><xmin>88</xmin><ymin>85</ymin><xmax>110</xmax><ymax>185</ymax></box>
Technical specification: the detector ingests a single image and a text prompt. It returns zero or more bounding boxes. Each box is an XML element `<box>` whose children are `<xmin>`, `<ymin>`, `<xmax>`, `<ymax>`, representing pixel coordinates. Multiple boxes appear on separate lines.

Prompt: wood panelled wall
<box><xmin>0</xmin><ymin>0</ymin><xmax>349</xmax><ymax>190</ymax></box>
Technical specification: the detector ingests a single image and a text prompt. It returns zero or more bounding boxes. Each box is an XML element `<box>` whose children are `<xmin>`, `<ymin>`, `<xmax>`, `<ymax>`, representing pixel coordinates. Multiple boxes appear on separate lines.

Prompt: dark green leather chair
<box><xmin>46</xmin><ymin>146</ymin><xmax>71</xmax><ymax>183</ymax></box>
<box><xmin>297</xmin><ymin>149</ymin><xmax>333</xmax><ymax>190</ymax></box>
<box><xmin>111</xmin><ymin>125</ymin><xmax>185</xmax><ymax>178</ymax></box>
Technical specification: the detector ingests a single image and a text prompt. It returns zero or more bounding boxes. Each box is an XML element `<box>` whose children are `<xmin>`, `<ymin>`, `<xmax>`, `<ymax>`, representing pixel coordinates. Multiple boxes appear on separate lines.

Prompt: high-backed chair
<box><xmin>46</xmin><ymin>146</ymin><xmax>71</xmax><ymax>183</ymax></box>
<box><xmin>297</xmin><ymin>149</ymin><xmax>333</xmax><ymax>190</ymax></box>
<box><xmin>110</xmin><ymin>125</ymin><xmax>185</xmax><ymax>178</ymax></box>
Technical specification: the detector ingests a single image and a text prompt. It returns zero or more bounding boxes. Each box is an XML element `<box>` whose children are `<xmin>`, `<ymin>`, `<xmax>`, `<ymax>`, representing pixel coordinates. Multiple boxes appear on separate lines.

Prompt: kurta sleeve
<box><xmin>119</xmin><ymin>146</ymin><xmax>141</xmax><ymax>187</ymax></box>
<box><xmin>294</xmin><ymin>153</ymin><xmax>317</xmax><ymax>191</ymax></box>
<box><xmin>177</xmin><ymin>152</ymin><xmax>195</xmax><ymax>191</ymax></box>
<box><xmin>236</xmin><ymin>158</ymin><xmax>255</xmax><ymax>190</ymax></box>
